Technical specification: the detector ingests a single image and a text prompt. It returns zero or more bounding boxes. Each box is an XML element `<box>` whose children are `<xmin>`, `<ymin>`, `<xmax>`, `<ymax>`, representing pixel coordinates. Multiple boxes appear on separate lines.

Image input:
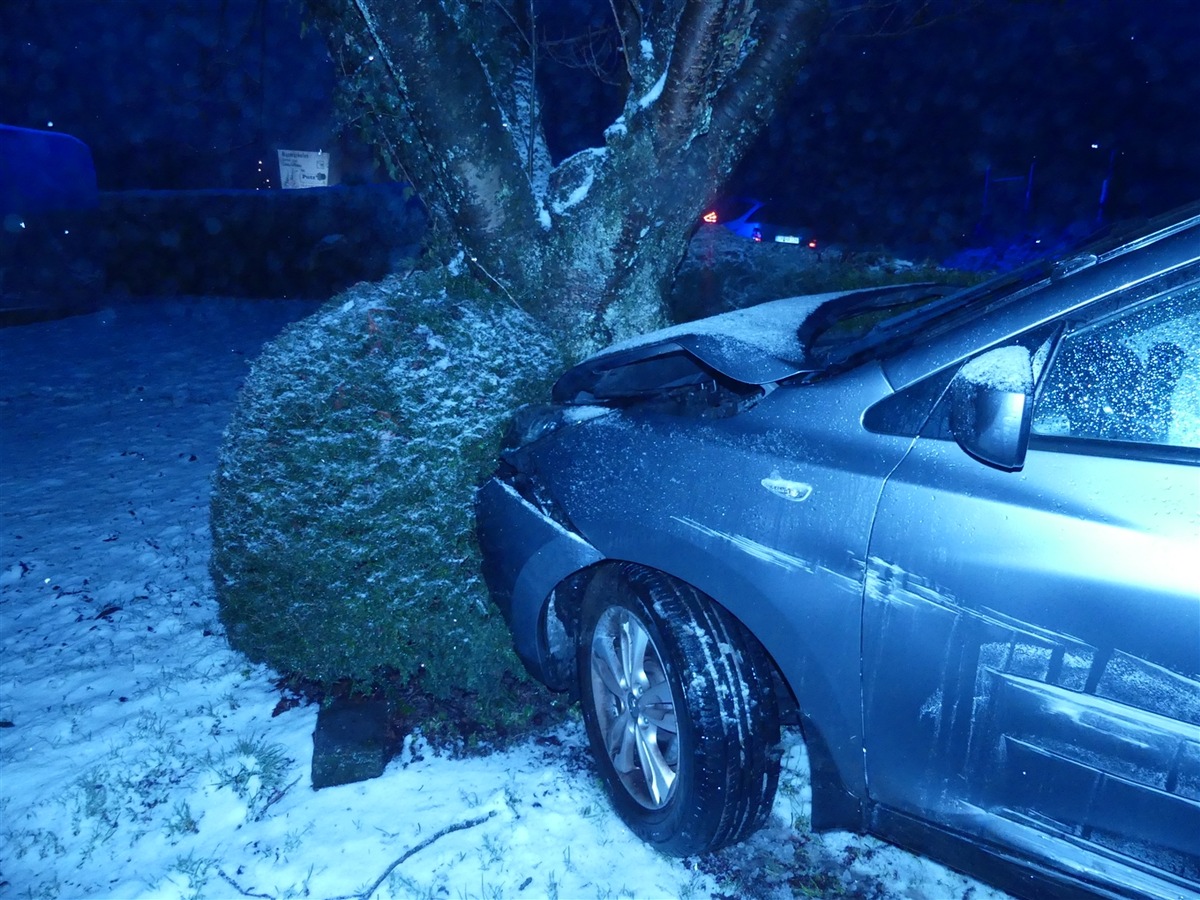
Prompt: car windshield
<box><xmin>802</xmin><ymin>202</ymin><xmax>1200</xmax><ymax>372</ymax></box>
<box><xmin>798</xmin><ymin>265</ymin><xmax>1053</xmax><ymax>369</ymax></box>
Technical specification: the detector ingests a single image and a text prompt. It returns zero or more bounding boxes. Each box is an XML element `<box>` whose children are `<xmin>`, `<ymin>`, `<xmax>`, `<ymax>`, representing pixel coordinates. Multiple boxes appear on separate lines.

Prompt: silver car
<box><xmin>476</xmin><ymin>205</ymin><xmax>1200</xmax><ymax>899</ymax></box>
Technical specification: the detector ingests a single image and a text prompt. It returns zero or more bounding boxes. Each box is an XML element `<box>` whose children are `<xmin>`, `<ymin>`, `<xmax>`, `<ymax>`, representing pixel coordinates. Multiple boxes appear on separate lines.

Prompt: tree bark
<box><xmin>307</xmin><ymin>0</ymin><xmax>829</xmax><ymax>356</ymax></box>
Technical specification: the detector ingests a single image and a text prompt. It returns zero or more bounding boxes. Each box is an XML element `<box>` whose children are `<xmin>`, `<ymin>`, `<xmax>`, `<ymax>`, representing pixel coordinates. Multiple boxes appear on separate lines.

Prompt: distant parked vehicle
<box><xmin>478</xmin><ymin>202</ymin><xmax>1200</xmax><ymax>899</ymax></box>
<box><xmin>702</xmin><ymin>196</ymin><xmax>819</xmax><ymax>249</ymax></box>
<box><xmin>0</xmin><ymin>124</ymin><xmax>98</xmax><ymax>216</ymax></box>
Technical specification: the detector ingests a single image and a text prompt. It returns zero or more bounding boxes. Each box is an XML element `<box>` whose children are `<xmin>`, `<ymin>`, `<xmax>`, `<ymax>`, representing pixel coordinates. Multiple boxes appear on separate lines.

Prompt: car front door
<box><xmin>861</xmin><ymin>281</ymin><xmax>1200</xmax><ymax>895</ymax></box>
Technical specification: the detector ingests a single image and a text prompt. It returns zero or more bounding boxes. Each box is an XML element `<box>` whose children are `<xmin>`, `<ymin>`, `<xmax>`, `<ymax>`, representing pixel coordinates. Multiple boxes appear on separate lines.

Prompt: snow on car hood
<box><xmin>606</xmin><ymin>292</ymin><xmax>847</xmax><ymax>359</ymax></box>
<box><xmin>568</xmin><ymin>290</ymin><xmax>857</xmax><ymax>389</ymax></box>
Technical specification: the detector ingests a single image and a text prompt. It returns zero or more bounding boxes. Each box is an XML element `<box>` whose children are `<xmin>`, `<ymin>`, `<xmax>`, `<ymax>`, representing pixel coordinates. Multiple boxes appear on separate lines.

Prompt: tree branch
<box><xmin>655</xmin><ymin>0</ymin><xmax>724</xmax><ymax>149</ymax></box>
<box><xmin>704</xmin><ymin>0</ymin><xmax>828</xmax><ymax>170</ymax></box>
<box><xmin>354</xmin><ymin>811</ymin><xmax>497</xmax><ymax>900</ymax></box>
<box><xmin>831</xmin><ymin>0</ymin><xmax>989</xmax><ymax>39</ymax></box>
<box><xmin>607</xmin><ymin>0</ymin><xmax>634</xmax><ymax>78</ymax></box>
<box><xmin>314</xmin><ymin>0</ymin><xmax>542</xmax><ymax>282</ymax></box>
<box><xmin>217</xmin><ymin>869</ymin><xmax>276</xmax><ymax>899</ymax></box>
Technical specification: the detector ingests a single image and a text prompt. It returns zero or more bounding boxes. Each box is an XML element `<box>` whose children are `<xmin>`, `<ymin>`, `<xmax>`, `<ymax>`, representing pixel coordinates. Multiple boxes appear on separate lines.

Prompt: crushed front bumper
<box><xmin>475</xmin><ymin>474</ymin><xmax>602</xmax><ymax>684</ymax></box>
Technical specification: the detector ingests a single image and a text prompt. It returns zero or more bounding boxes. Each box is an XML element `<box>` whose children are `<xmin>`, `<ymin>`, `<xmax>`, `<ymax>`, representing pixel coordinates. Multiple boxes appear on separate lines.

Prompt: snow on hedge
<box><xmin>210</xmin><ymin>269</ymin><xmax>563</xmax><ymax>724</ymax></box>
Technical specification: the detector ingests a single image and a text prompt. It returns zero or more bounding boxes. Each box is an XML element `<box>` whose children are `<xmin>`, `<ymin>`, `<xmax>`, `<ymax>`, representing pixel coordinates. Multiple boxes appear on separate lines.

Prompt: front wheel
<box><xmin>577</xmin><ymin>564</ymin><xmax>781</xmax><ymax>855</ymax></box>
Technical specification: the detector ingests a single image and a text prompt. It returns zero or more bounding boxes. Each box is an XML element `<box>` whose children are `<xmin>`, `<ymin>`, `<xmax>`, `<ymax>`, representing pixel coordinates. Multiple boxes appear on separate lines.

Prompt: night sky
<box><xmin>2</xmin><ymin>0</ymin><xmax>1198</xmax><ymax>255</ymax></box>
<box><xmin>755</xmin><ymin>0</ymin><xmax>1200</xmax><ymax>252</ymax></box>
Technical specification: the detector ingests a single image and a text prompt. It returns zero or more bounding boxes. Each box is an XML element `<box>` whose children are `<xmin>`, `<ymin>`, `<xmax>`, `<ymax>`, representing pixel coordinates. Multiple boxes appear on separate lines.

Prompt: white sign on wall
<box><xmin>277</xmin><ymin>149</ymin><xmax>330</xmax><ymax>189</ymax></box>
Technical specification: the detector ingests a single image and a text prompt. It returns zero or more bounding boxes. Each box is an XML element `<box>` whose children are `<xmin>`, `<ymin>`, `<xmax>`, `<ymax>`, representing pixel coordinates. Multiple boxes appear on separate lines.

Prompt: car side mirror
<box><xmin>949</xmin><ymin>346</ymin><xmax>1034</xmax><ymax>471</ymax></box>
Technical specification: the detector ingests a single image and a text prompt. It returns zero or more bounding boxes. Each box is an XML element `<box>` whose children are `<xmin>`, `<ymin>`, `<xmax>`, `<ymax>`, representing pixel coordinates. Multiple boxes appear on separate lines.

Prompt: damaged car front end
<box><xmin>476</xmin><ymin>206</ymin><xmax>1200</xmax><ymax>899</ymax></box>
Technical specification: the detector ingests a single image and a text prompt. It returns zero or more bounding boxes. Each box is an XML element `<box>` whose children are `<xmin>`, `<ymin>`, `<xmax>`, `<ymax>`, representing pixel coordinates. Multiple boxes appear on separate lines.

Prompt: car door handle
<box><xmin>761</xmin><ymin>477</ymin><xmax>812</xmax><ymax>502</ymax></box>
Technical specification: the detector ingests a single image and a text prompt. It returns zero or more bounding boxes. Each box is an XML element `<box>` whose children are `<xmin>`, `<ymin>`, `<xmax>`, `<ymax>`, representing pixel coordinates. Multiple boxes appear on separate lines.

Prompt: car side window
<box><xmin>1031</xmin><ymin>283</ymin><xmax>1200</xmax><ymax>449</ymax></box>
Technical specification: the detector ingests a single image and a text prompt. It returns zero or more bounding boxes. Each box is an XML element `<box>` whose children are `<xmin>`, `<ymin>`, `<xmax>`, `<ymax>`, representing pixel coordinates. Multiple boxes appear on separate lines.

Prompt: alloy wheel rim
<box><xmin>589</xmin><ymin>606</ymin><xmax>680</xmax><ymax>809</ymax></box>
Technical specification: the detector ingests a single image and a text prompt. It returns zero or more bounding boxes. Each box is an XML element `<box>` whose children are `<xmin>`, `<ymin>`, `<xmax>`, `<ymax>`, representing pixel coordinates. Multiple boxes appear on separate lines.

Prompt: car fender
<box><xmin>581</xmin><ymin>520</ymin><xmax>870</xmax><ymax>809</ymax></box>
<box><xmin>479</xmin><ymin>470</ymin><xmax>870</xmax><ymax>822</ymax></box>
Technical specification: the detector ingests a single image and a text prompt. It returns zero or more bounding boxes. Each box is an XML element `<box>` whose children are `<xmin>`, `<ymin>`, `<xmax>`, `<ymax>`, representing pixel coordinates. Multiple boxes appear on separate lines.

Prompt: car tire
<box><xmin>577</xmin><ymin>563</ymin><xmax>781</xmax><ymax>855</ymax></box>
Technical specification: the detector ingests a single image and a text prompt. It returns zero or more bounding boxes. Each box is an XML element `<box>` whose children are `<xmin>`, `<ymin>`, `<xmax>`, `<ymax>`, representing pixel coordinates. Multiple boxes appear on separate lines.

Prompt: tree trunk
<box><xmin>306</xmin><ymin>0</ymin><xmax>829</xmax><ymax>357</ymax></box>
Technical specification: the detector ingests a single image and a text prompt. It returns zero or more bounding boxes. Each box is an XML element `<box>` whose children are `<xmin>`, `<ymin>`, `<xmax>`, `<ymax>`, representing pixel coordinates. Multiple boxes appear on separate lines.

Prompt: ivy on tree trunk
<box><xmin>306</xmin><ymin>0</ymin><xmax>828</xmax><ymax>356</ymax></box>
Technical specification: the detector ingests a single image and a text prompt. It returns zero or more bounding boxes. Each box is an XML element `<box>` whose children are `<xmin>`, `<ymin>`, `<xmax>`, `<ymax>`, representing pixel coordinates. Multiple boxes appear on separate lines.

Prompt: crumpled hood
<box><xmin>554</xmin><ymin>284</ymin><xmax>938</xmax><ymax>400</ymax></box>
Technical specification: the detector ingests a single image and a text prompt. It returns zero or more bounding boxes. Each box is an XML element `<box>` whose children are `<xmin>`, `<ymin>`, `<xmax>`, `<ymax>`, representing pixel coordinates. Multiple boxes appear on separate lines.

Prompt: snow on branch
<box><xmin>638</xmin><ymin>69</ymin><xmax>669</xmax><ymax>108</ymax></box>
<box><xmin>549</xmin><ymin>147</ymin><xmax>608</xmax><ymax>214</ymax></box>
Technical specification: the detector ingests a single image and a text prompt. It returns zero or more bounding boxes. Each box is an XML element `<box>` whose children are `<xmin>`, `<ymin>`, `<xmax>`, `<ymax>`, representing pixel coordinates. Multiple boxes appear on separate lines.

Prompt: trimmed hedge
<box><xmin>671</xmin><ymin>226</ymin><xmax>987</xmax><ymax>322</ymax></box>
<box><xmin>210</xmin><ymin>266</ymin><xmax>563</xmax><ymax>735</ymax></box>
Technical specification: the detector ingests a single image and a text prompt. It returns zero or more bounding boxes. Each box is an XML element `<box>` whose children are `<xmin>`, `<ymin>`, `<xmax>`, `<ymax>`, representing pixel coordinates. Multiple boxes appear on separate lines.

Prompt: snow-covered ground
<box><xmin>0</xmin><ymin>298</ymin><xmax>1012</xmax><ymax>900</ymax></box>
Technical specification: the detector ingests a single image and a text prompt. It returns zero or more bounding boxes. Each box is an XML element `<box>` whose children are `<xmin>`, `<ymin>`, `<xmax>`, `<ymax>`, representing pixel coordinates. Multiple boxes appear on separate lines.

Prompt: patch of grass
<box><xmin>69</xmin><ymin>779</ymin><xmax>120</xmax><ymax>855</ymax></box>
<box><xmin>13</xmin><ymin>876</ymin><xmax>65</xmax><ymax>900</ymax></box>
<box><xmin>66</xmin><ymin>723</ymin><xmax>202</xmax><ymax>855</ymax></box>
<box><xmin>2</xmin><ymin>825</ymin><xmax>66</xmax><ymax>863</ymax></box>
<box><xmin>168</xmin><ymin>853</ymin><xmax>216</xmax><ymax>900</ymax></box>
<box><xmin>164</xmin><ymin>800</ymin><xmax>201</xmax><ymax>839</ymax></box>
<box><xmin>210</xmin><ymin>735</ymin><xmax>296</xmax><ymax>821</ymax></box>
